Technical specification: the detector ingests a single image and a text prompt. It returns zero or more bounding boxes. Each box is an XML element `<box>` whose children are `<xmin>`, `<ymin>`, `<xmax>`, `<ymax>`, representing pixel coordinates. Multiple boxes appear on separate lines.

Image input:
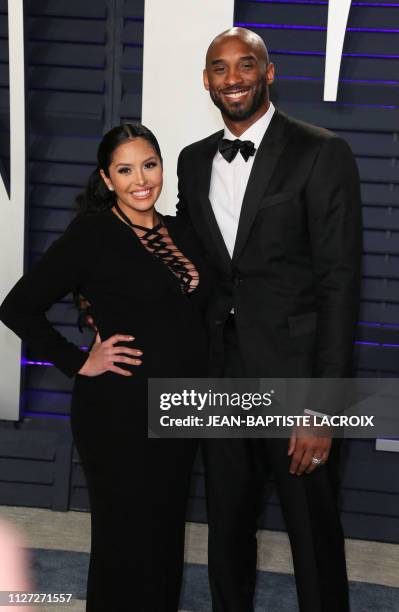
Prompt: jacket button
<box><xmin>234</xmin><ymin>277</ymin><xmax>243</xmax><ymax>287</ymax></box>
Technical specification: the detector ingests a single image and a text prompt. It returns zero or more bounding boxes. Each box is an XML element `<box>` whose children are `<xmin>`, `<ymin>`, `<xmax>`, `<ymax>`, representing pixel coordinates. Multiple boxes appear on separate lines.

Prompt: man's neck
<box><xmin>222</xmin><ymin>101</ymin><xmax>270</xmax><ymax>138</ymax></box>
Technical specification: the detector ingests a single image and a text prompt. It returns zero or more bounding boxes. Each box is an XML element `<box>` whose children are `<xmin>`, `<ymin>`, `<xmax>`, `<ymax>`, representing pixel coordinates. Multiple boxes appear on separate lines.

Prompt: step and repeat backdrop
<box><xmin>0</xmin><ymin>0</ymin><xmax>398</xmax><ymax>541</ymax></box>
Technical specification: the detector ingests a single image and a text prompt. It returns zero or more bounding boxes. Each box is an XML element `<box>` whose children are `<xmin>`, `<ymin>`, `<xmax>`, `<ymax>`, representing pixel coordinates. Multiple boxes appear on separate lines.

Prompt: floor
<box><xmin>1</xmin><ymin>506</ymin><xmax>398</xmax><ymax>611</ymax></box>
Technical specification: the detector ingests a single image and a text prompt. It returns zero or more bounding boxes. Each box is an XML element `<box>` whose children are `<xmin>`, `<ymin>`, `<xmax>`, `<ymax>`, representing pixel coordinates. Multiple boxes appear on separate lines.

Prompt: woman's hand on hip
<box><xmin>78</xmin><ymin>334</ymin><xmax>143</xmax><ymax>377</ymax></box>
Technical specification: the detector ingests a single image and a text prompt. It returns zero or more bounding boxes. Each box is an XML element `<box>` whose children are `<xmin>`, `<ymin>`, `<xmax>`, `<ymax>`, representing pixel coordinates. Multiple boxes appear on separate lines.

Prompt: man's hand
<box><xmin>78</xmin><ymin>334</ymin><xmax>143</xmax><ymax>377</ymax></box>
<box><xmin>288</xmin><ymin>422</ymin><xmax>332</xmax><ymax>475</ymax></box>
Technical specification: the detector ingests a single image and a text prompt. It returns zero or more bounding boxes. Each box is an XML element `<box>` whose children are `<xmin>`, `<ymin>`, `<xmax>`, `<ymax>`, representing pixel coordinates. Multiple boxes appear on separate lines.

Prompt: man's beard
<box><xmin>210</xmin><ymin>79</ymin><xmax>267</xmax><ymax>122</ymax></box>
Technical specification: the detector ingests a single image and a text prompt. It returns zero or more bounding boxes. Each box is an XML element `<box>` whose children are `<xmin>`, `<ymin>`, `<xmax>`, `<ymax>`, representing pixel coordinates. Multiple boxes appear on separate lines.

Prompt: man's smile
<box><xmin>222</xmin><ymin>88</ymin><xmax>250</xmax><ymax>101</ymax></box>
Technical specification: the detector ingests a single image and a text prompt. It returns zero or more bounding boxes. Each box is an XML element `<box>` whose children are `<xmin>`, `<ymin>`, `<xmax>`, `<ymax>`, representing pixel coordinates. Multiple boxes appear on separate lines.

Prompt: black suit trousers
<box><xmin>202</xmin><ymin>316</ymin><xmax>349</xmax><ymax>612</ymax></box>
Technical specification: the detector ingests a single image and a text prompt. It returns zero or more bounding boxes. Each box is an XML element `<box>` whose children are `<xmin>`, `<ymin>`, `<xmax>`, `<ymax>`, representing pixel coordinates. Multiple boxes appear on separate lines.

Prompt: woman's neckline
<box><xmin>110</xmin><ymin>204</ymin><xmax>165</xmax><ymax>232</ymax></box>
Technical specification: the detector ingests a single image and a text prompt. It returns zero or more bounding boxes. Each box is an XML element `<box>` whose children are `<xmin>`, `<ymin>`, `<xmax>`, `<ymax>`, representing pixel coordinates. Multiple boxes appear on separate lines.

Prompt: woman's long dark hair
<box><xmin>76</xmin><ymin>123</ymin><xmax>163</xmax><ymax>213</ymax></box>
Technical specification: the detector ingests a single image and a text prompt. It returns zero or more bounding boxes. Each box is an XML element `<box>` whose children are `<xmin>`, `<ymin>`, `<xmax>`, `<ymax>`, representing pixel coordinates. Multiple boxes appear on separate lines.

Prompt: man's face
<box><xmin>204</xmin><ymin>36</ymin><xmax>274</xmax><ymax>122</ymax></box>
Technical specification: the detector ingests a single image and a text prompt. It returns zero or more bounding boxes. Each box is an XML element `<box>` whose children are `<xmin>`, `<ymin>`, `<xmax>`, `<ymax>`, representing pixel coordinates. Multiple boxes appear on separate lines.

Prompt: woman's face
<box><xmin>100</xmin><ymin>137</ymin><xmax>163</xmax><ymax>214</ymax></box>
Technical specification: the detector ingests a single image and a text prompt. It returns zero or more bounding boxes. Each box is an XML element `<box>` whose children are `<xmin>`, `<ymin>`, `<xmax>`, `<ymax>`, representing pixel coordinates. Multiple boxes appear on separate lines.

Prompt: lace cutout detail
<box><xmin>113</xmin><ymin>206</ymin><xmax>199</xmax><ymax>295</ymax></box>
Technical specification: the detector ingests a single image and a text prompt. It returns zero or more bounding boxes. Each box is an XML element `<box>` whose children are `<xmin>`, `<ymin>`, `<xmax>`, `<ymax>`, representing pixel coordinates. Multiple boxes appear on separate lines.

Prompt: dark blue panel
<box><xmin>272</xmin><ymin>78</ymin><xmax>399</xmax><ymax>106</ymax></box>
<box><xmin>26</xmin><ymin>366</ymin><xmax>75</xmax><ymax>393</ymax></box>
<box><xmin>357</xmin><ymin>325</ymin><xmax>399</xmax><ymax>343</ymax></box>
<box><xmin>122</xmin><ymin>19</ymin><xmax>144</xmax><ymax>43</ymax></box>
<box><xmin>363</xmin><ymin>230</ymin><xmax>399</xmax><ymax>255</ymax></box>
<box><xmin>235</xmin><ymin>2</ymin><xmax>399</xmax><ymax>28</ymax></box>
<box><xmin>28</xmin><ymin>42</ymin><xmax>106</xmax><ymax>68</ymax></box>
<box><xmin>363</xmin><ymin>254</ymin><xmax>399</xmax><ymax>278</ymax></box>
<box><xmin>29</xmin><ymin>185</ymin><xmax>84</xmax><ymax>209</ymax></box>
<box><xmin>229</xmin><ymin>27</ymin><xmax>399</xmax><ymax>56</ymax></box>
<box><xmin>363</xmin><ymin>207</ymin><xmax>399</xmax><ymax>230</ymax></box>
<box><xmin>356</xmin><ymin>344</ymin><xmax>399</xmax><ymax>370</ymax></box>
<box><xmin>274</xmin><ymin>102</ymin><xmax>399</xmax><ymax>131</ymax></box>
<box><xmin>361</xmin><ymin>184</ymin><xmax>399</xmax><ymax>206</ymax></box>
<box><xmin>28</xmin><ymin>66</ymin><xmax>105</xmax><ymax>94</ymax></box>
<box><xmin>26</xmin><ymin>0</ymin><xmax>108</xmax><ymax>19</ymax></box>
<box><xmin>123</xmin><ymin>0</ymin><xmax>144</xmax><ymax>20</ymax></box>
<box><xmin>0</xmin><ymin>458</ymin><xmax>55</xmax><ymax>484</ymax></box>
<box><xmin>121</xmin><ymin>45</ymin><xmax>144</xmax><ymax>70</ymax></box>
<box><xmin>120</xmin><ymin>92</ymin><xmax>142</xmax><ymax>119</ymax></box>
<box><xmin>329</xmin><ymin>132</ymin><xmax>399</xmax><ymax>158</ymax></box>
<box><xmin>0</xmin><ymin>63</ymin><xmax>8</xmax><ymax>86</ymax></box>
<box><xmin>271</xmin><ymin>54</ymin><xmax>399</xmax><ymax>81</ymax></box>
<box><xmin>27</xmin><ymin>17</ymin><xmax>107</xmax><ymax>44</ymax></box>
<box><xmin>362</xmin><ymin>277</ymin><xmax>399</xmax><ymax>301</ymax></box>
<box><xmin>28</xmin><ymin>135</ymin><xmax>100</xmax><ymax>163</ymax></box>
<box><xmin>30</xmin><ymin>208</ymin><xmax>76</xmax><ymax>232</ymax></box>
<box><xmin>360</xmin><ymin>301</ymin><xmax>399</xmax><ymax>323</ymax></box>
<box><xmin>26</xmin><ymin>389</ymin><xmax>72</xmax><ymax>415</ymax></box>
<box><xmin>29</xmin><ymin>160</ymin><xmax>96</xmax><ymax>188</ymax></box>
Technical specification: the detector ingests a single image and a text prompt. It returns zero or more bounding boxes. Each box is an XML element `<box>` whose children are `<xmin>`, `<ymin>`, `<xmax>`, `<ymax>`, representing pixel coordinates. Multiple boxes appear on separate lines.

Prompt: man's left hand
<box><xmin>288</xmin><ymin>424</ymin><xmax>332</xmax><ymax>475</ymax></box>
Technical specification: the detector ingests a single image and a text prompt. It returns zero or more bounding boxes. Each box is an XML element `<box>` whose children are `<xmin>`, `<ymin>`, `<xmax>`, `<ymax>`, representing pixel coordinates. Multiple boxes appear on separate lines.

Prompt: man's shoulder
<box><xmin>279</xmin><ymin>112</ymin><xmax>350</xmax><ymax>157</ymax></box>
<box><xmin>282</xmin><ymin>111</ymin><xmax>337</xmax><ymax>145</ymax></box>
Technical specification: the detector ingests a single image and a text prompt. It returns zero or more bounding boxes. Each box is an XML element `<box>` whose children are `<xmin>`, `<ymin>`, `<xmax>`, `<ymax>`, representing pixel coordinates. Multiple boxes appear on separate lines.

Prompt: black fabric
<box><xmin>202</xmin><ymin>321</ymin><xmax>349</xmax><ymax>612</ymax></box>
<box><xmin>177</xmin><ymin>109</ymin><xmax>363</xmax><ymax>390</ymax></box>
<box><xmin>218</xmin><ymin>138</ymin><xmax>256</xmax><ymax>162</ymax></box>
<box><xmin>0</xmin><ymin>210</ymin><xmax>212</xmax><ymax>611</ymax></box>
<box><xmin>177</xmin><ymin>109</ymin><xmax>361</xmax><ymax>611</ymax></box>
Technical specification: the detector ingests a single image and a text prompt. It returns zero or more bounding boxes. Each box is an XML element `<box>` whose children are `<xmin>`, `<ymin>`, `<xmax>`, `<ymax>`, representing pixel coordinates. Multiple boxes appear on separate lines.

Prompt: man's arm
<box><xmin>307</xmin><ymin>136</ymin><xmax>362</xmax><ymax>379</ymax></box>
<box><xmin>289</xmin><ymin>136</ymin><xmax>362</xmax><ymax>475</ymax></box>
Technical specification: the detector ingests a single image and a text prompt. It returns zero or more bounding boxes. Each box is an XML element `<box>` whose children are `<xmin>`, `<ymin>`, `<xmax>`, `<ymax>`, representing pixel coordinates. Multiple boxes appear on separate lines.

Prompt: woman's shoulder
<box><xmin>65</xmin><ymin>209</ymin><xmax>113</xmax><ymax>235</ymax></box>
<box><xmin>59</xmin><ymin>210</ymin><xmax>113</xmax><ymax>252</ymax></box>
<box><xmin>69</xmin><ymin>209</ymin><xmax>112</xmax><ymax>226</ymax></box>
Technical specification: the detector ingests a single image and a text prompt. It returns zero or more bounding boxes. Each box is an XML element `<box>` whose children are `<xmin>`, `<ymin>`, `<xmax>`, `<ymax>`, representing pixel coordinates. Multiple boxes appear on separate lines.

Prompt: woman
<box><xmin>0</xmin><ymin>124</ymin><xmax>212</xmax><ymax>611</ymax></box>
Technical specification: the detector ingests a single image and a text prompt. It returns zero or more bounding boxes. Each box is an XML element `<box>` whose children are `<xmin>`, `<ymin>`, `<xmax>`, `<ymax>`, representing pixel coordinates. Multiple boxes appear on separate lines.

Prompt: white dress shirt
<box><xmin>209</xmin><ymin>102</ymin><xmax>275</xmax><ymax>258</ymax></box>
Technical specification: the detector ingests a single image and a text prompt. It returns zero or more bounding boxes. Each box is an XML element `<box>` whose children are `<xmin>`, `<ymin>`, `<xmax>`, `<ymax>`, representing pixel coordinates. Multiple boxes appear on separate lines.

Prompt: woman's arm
<box><xmin>0</xmin><ymin>214</ymin><xmax>97</xmax><ymax>377</ymax></box>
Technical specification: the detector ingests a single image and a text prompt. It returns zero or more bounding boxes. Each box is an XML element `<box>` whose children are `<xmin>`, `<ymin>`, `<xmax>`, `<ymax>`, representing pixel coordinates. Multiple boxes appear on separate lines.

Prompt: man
<box><xmin>176</xmin><ymin>27</ymin><xmax>362</xmax><ymax>611</ymax></box>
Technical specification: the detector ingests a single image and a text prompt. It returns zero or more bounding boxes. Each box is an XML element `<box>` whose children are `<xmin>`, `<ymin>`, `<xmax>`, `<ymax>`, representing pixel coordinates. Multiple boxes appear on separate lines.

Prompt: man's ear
<box><xmin>266</xmin><ymin>62</ymin><xmax>275</xmax><ymax>86</ymax></box>
<box><xmin>203</xmin><ymin>68</ymin><xmax>210</xmax><ymax>91</ymax></box>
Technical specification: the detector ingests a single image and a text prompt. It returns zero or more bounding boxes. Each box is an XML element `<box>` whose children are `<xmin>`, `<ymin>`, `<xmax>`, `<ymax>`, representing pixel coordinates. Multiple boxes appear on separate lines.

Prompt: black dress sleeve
<box><xmin>0</xmin><ymin>213</ymin><xmax>102</xmax><ymax>377</ymax></box>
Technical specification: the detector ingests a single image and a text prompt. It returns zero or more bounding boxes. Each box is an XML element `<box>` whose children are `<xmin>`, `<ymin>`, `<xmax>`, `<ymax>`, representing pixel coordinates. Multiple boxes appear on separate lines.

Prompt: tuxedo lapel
<box><xmin>232</xmin><ymin>110</ymin><xmax>289</xmax><ymax>265</ymax></box>
<box><xmin>196</xmin><ymin>130</ymin><xmax>232</xmax><ymax>272</ymax></box>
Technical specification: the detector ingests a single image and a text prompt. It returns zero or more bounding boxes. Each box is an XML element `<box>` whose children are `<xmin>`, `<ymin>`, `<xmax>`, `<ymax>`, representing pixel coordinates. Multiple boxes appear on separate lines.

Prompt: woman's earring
<box><xmin>108</xmin><ymin>186</ymin><xmax>114</xmax><ymax>192</ymax></box>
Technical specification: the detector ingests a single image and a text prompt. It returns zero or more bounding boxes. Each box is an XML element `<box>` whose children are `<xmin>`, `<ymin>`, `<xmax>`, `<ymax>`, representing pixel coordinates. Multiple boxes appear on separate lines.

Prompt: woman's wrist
<box><xmin>77</xmin><ymin>351</ymin><xmax>91</xmax><ymax>376</ymax></box>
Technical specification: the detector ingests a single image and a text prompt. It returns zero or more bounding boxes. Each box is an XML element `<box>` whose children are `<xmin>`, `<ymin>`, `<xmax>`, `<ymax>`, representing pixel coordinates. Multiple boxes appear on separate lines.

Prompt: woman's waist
<box><xmin>96</xmin><ymin>318</ymin><xmax>208</xmax><ymax>348</ymax></box>
<box><xmin>73</xmin><ymin>356</ymin><xmax>208</xmax><ymax>397</ymax></box>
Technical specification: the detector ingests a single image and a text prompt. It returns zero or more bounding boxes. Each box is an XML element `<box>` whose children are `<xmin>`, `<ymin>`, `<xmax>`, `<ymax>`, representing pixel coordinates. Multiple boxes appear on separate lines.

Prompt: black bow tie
<box><xmin>218</xmin><ymin>138</ymin><xmax>256</xmax><ymax>163</ymax></box>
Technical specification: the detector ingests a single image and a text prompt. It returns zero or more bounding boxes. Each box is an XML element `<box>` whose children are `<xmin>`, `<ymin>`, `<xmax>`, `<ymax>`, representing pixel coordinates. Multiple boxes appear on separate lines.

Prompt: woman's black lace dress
<box><xmin>0</xmin><ymin>209</ymin><xmax>212</xmax><ymax>612</ymax></box>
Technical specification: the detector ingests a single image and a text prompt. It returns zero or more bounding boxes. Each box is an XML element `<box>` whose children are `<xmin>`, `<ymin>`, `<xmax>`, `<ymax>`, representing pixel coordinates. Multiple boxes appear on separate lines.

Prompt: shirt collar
<box><xmin>223</xmin><ymin>102</ymin><xmax>275</xmax><ymax>149</ymax></box>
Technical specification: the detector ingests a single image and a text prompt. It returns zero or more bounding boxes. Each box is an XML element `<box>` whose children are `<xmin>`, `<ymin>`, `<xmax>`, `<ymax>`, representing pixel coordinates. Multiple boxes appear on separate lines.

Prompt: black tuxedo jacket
<box><xmin>176</xmin><ymin>109</ymin><xmax>362</xmax><ymax>381</ymax></box>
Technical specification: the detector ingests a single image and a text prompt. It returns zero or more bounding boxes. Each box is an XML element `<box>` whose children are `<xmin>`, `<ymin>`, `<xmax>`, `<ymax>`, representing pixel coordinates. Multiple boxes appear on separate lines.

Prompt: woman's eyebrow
<box><xmin>115</xmin><ymin>157</ymin><xmax>157</xmax><ymax>167</ymax></box>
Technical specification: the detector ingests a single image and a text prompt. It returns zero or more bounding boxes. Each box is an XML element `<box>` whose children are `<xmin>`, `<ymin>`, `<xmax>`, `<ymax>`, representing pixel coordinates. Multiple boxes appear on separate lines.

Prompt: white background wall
<box><xmin>0</xmin><ymin>0</ymin><xmax>26</xmax><ymax>420</ymax></box>
<box><xmin>141</xmin><ymin>0</ymin><xmax>235</xmax><ymax>214</ymax></box>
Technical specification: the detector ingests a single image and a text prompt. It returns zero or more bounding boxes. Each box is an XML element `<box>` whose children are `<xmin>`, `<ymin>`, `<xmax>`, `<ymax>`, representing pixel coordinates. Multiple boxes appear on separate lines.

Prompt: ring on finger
<box><xmin>311</xmin><ymin>456</ymin><xmax>323</xmax><ymax>466</ymax></box>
